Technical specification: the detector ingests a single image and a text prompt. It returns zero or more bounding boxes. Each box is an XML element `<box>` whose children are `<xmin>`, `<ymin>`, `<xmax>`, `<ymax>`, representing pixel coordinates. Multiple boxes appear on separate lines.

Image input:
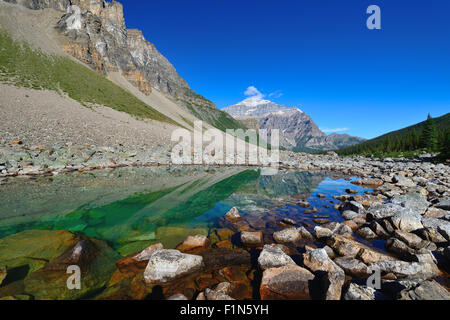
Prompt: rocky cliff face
<box><xmin>5</xmin><ymin>0</ymin><xmax>214</xmax><ymax>107</ymax></box>
<box><xmin>224</xmin><ymin>98</ymin><xmax>365</xmax><ymax>151</ymax></box>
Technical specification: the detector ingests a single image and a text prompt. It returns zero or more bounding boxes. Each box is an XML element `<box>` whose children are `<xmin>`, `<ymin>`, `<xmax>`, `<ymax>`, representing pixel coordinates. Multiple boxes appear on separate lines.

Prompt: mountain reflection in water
<box><xmin>0</xmin><ymin>167</ymin><xmax>369</xmax><ymax>256</ymax></box>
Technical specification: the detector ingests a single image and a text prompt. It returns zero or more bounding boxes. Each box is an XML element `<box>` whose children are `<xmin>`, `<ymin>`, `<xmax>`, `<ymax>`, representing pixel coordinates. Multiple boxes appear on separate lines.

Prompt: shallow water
<box><xmin>0</xmin><ymin>166</ymin><xmax>371</xmax><ymax>256</ymax></box>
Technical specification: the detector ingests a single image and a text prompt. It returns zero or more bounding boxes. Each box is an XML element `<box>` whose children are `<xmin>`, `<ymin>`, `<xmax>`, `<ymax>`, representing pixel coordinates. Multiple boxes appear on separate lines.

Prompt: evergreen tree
<box><xmin>437</xmin><ymin>130</ymin><xmax>450</xmax><ymax>161</ymax></box>
<box><xmin>420</xmin><ymin>114</ymin><xmax>438</xmax><ymax>152</ymax></box>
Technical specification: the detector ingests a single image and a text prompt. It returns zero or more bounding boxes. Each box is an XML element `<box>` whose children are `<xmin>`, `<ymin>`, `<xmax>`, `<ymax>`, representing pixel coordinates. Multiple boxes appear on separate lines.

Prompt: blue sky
<box><xmin>122</xmin><ymin>0</ymin><xmax>450</xmax><ymax>139</ymax></box>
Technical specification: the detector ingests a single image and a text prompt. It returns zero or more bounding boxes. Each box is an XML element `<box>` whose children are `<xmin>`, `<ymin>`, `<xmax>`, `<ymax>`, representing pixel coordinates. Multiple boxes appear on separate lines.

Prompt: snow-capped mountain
<box><xmin>223</xmin><ymin>98</ymin><xmax>365</xmax><ymax>151</ymax></box>
<box><xmin>223</xmin><ymin>97</ymin><xmax>302</xmax><ymax>117</ymax></box>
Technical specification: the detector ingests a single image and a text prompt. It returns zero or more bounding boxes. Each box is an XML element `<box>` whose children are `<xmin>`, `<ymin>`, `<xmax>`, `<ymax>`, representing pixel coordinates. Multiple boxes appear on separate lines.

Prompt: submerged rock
<box><xmin>0</xmin><ymin>266</ymin><xmax>6</xmax><ymax>286</ymax></box>
<box><xmin>258</xmin><ymin>245</ymin><xmax>296</xmax><ymax>270</ymax></box>
<box><xmin>240</xmin><ymin>231</ymin><xmax>263</xmax><ymax>247</ymax></box>
<box><xmin>116</xmin><ymin>243</ymin><xmax>163</xmax><ymax>273</ymax></box>
<box><xmin>260</xmin><ymin>265</ymin><xmax>315</xmax><ymax>300</ymax></box>
<box><xmin>143</xmin><ymin>250</ymin><xmax>204</xmax><ymax>285</ymax></box>
<box><xmin>200</xmin><ymin>248</ymin><xmax>251</xmax><ymax>269</ymax></box>
<box><xmin>176</xmin><ymin>235</ymin><xmax>211</xmax><ymax>254</ymax></box>
<box><xmin>24</xmin><ymin>239</ymin><xmax>120</xmax><ymax>300</ymax></box>
<box><xmin>225</xmin><ymin>207</ymin><xmax>242</xmax><ymax>221</ymax></box>
<box><xmin>0</xmin><ymin>230</ymin><xmax>79</xmax><ymax>275</ymax></box>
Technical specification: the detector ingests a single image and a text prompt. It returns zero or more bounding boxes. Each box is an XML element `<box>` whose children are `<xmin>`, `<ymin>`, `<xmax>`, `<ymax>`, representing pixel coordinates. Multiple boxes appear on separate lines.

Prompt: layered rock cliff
<box><xmin>4</xmin><ymin>0</ymin><xmax>214</xmax><ymax>108</ymax></box>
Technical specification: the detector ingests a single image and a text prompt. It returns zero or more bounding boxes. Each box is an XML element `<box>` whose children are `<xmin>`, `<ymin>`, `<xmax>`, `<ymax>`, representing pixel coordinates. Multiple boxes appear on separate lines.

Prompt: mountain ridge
<box><xmin>223</xmin><ymin>97</ymin><xmax>365</xmax><ymax>151</ymax></box>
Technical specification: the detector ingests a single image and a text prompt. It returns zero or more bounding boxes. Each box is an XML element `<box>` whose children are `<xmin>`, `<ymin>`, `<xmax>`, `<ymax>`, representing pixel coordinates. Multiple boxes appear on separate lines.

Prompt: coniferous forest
<box><xmin>337</xmin><ymin>113</ymin><xmax>450</xmax><ymax>160</ymax></box>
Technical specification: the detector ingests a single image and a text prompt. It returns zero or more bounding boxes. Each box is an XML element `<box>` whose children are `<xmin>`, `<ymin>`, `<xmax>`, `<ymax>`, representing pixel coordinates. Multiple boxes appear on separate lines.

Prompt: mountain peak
<box><xmin>225</xmin><ymin>98</ymin><xmax>302</xmax><ymax>118</ymax></box>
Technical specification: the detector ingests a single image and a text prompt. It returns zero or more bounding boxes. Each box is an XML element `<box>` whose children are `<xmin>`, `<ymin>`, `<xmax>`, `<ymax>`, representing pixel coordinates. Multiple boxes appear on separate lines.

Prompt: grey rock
<box><xmin>369</xmin><ymin>260</ymin><xmax>438</xmax><ymax>279</ymax></box>
<box><xmin>167</xmin><ymin>293</ymin><xmax>188</xmax><ymax>300</ymax></box>
<box><xmin>391</xmin><ymin>210</ymin><xmax>423</xmax><ymax>232</ymax></box>
<box><xmin>303</xmin><ymin>248</ymin><xmax>345</xmax><ymax>300</ymax></box>
<box><xmin>399</xmin><ymin>280</ymin><xmax>450</xmax><ymax>300</ymax></box>
<box><xmin>344</xmin><ymin>283</ymin><xmax>381</xmax><ymax>300</ymax></box>
<box><xmin>273</xmin><ymin>228</ymin><xmax>301</xmax><ymax>244</ymax></box>
<box><xmin>356</xmin><ymin>227</ymin><xmax>378</xmax><ymax>240</ymax></box>
<box><xmin>204</xmin><ymin>288</ymin><xmax>235</xmax><ymax>301</ymax></box>
<box><xmin>342</xmin><ymin>210</ymin><xmax>359</xmax><ymax>220</ymax></box>
<box><xmin>334</xmin><ymin>257</ymin><xmax>369</xmax><ymax>277</ymax></box>
<box><xmin>392</xmin><ymin>175</ymin><xmax>416</xmax><ymax>188</ymax></box>
<box><xmin>144</xmin><ymin>249</ymin><xmax>204</xmax><ymax>284</ymax></box>
<box><xmin>391</xmin><ymin>193</ymin><xmax>429</xmax><ymax>215</ymax></box>
<box><xmin>258</xmin><ymin>245</ymin><xmax>296</xmax><ymax>270</ymax></box>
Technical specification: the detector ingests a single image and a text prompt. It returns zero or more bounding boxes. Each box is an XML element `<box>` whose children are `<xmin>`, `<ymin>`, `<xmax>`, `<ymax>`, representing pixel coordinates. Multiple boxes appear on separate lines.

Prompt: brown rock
<box><xmin>240</xmin><ymin>231</ymin><xmax>263</xmax><ymax>247</ymax></box>
<box><xmin>176</xmin><ymin>235</ymin><xmax>211</xmax><ymax>254</ymax></box>
<box><xmin>260</xmin><ymin>265</ymin><xmax>315</xmax><ymax>300</ymax></box>
<box><xmin>116</xmin><ymin>243</ymin><xmax>163</xmax><ymax>273</ymax></box>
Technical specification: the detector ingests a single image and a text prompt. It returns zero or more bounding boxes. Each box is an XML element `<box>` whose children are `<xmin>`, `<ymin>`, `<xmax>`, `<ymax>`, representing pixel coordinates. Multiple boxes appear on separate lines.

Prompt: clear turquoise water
<box><xmin>0</xmin><ymin>167</ymin><xmax>371</xmax><ymax>256</ymax></box>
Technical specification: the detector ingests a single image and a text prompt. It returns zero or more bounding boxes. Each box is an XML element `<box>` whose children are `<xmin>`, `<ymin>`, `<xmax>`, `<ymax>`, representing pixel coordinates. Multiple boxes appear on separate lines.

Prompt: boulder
<box><xmin>240</xmin><ymin>231</ymin><xmax>263</xmax><ymax>247</ymax></box>
<box><xmin>298</xmin><ymin>226</ymin><xmax>314</xmax><ymax>240</ymax></box>
<box><xmin>258</xmin><ymin>245</ymin><xmax>296</xmax><ymax>270</ymax></box>
<box><xmin>314</xmin><ymin>226</ymin><xmax>333</xmax><ymax>239</ymax></box>
<box><xmin>225</xmin><ymin>207</ymin><xmax>241</xmax><ymax>221</ymax></box>
<box><xmin>366</xmin><ymin>203</ymin><xmax>405</xmax><ymax>220</ymax></box>
<box><xmin>334</xmin><ymin>257</ymin><xmax>369</xmax><ymax>277</ymax></box>
<box><xmin>436</xmin><ymin>198</ymin><xmax>450</xmax><ymax>211</ymax></box>
<box><xmin>392</xmin><ymin>176</ymin><xmax>416</xmax><ymax>187</ymax></box>
<box><xmin>421</xmin><ymin>217</ymin><xmax>450</xmax><ymax>241</ymax></box>
<box><xmin>273</xmin><ymin>228</ymin><xmax>301</xmax><ymax>244</ymax></box>
<box><xmin>369</xmin><ymin>221</ymin><xmax>391</xmax><ymax>239</ymax></box>
<box><xmin>342</xmin><ymin>201</ymin><xmax>365</xmax><ymax>214</ymax></box>
<box><xmin>204</xmin><ymin>288</ymin><xmax>235</xmax><ymax>301</ymax></box>
<box><xmin>260</xmin><ymin>265</ymin><xmax>315</xmax><ymax>300</ymax></box>
<box><xmin>385</xmin><ymin>238</ymin><xmax>416</xmax><ymax>261</ymax></box>
<box><xmin>143</xmin><ymin>250</ymin><xmax>204</xmax><ymax>285</ymax></box>
<box><xmin>356</xmin><ymin>227</ymin><xmax>378</xmax><ymax>240</ymax></box>
<box><xmin>176</xmin><ymin>235</ymin><xmax>211</xmax><ymax>254</ymax></box>
<box><xmin>344</xmin><ymin>283</ymin><xmax>377</xmax><ymax>300</ymax></box>
<box><xmin>303</xmin><ymin>249</ymin><xmax>345</xmax><ymax>300</ymax></box>
<box><xmin>342</xmin><ymin>210</ymin><xmax>359</xmax><ymax>220</ymax></box>
<box><xmin>391</xmin><ymin>211</ymin><xmax>423</xmax><ymax>232</ymax></box>
<box><xmin>352</xmin><ymin>178</ymin><xmax>384</xmax><ymax>187</ymax></box>
<box><xmin>391</xmin><ymin>193</ymin><xmax>429</xmax><ymax>215</ymax></box>
<box><xmin>368</xmin><ymin>260</ymin><xmax>438</xmax><ymax>279</ymax></box>
<box><xmin>399</xmin><ymin>280</ymin><xmax>450</xmax><ymax>300</ymax></box>
<box><xmin>116</xmin><ymin>243</ymin><xmax>163</xmax><ymax>273</ymax></box>
<box><xmin>393</xmin><ymin>231</ymin><xmax>423</xmax><ymax>249</ymax></box>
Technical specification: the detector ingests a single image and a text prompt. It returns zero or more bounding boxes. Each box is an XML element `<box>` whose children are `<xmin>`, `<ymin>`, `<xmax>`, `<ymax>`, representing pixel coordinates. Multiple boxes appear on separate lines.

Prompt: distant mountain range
<box><xmin>223</xmin><ymin>98</ymin><xmax>365</xmax><ymax>152</ymax></box>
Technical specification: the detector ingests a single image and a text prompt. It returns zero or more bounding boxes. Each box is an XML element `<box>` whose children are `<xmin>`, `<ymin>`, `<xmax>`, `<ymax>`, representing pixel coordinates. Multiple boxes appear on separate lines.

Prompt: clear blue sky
<box><xmin>122</xmin><ymin>0</ymin><xmax>450</xmax><ymax>139</ymax></box>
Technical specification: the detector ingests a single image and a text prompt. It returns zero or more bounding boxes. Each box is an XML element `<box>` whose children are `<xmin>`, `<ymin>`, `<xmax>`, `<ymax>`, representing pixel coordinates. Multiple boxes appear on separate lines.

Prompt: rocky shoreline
<box><xmin>1</xmin><ymin>141</ymin><xmax>449</xmax><ymax>179</ymax></box>
<box><xmin>0</xmin><ymin>141</ymin><xmax>449</xmax><ymax>300</ymax></box>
